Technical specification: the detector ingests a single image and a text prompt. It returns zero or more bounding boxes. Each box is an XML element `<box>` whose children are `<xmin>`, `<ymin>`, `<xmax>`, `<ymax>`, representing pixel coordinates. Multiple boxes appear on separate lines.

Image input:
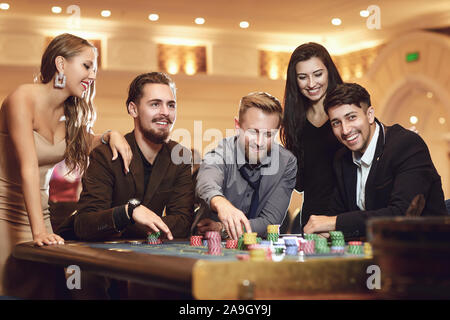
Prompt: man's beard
<box><xmin>142</xmin><ymin>127</ymin><xmax>169</xmax><ymax>144</ymax></box>
<box><xmin>140</xmin><ymin>117</ymin><xmax>172</xmax><ymax>144</ymax></box>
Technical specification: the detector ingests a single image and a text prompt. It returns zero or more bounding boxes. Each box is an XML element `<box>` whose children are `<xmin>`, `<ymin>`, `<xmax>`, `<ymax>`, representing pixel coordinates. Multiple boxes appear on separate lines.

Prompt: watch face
<box><xmin>129</xmin><ymin>198</ymin><xmax>140</xmax><ymax>206</ymax></box>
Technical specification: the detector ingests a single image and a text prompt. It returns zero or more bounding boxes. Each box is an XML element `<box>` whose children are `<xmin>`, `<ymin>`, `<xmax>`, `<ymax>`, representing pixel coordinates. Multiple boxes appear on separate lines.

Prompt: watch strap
<box><xmin>127</xmin><ymin>201</ymin><xmax>140</xmax><ymax>224</ymax></box>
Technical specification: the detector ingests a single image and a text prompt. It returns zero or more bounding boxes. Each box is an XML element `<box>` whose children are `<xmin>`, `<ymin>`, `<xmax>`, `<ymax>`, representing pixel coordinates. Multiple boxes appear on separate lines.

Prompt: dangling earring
<box><xmin>54</xmin><ymin>72</ymin><xmax>66</xmax><ymax>88</ymax></box>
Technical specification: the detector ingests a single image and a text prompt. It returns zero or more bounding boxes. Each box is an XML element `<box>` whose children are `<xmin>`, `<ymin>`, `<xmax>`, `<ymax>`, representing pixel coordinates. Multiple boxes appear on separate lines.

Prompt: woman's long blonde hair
<box><xmin>39</xmin><ymin>33</ymin><xmax>97</xmax><ymax>174</ymax></box>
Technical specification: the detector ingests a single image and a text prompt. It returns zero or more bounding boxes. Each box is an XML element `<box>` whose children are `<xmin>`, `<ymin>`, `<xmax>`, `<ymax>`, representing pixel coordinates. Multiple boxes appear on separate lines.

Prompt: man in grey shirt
<box><xmin>195</xmin><ymin>92</ymin><xmax>297</xmax><ymax>239</ymax></box>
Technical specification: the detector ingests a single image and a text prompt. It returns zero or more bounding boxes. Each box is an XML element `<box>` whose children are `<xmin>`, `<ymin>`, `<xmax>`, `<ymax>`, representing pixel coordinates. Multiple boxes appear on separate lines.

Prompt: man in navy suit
<box><xmin>304</xmin><ymin>83</ymin><xmax>446</xmax><ymax>238</ymax></box>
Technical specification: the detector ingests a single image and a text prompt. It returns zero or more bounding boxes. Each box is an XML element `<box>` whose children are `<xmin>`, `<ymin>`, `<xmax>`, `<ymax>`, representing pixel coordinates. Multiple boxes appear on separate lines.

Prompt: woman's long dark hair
<box><xmin>280</xmin><ymin>42</ymin><xmax>342</xmax><ymax>188</ymax></box>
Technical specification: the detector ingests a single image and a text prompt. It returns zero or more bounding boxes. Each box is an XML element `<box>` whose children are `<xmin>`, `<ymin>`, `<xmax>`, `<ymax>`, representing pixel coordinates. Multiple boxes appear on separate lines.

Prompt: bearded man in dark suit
<box><xmin>72</xmin><ymin>72</ymin><xmax>194</xmax><ymax>241</ymax></box>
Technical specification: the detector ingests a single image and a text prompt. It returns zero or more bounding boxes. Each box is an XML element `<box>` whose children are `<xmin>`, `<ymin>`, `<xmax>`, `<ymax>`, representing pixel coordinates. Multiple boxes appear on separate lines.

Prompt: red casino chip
<box><xmin>225</xmin><ymin>239</ymin><xmax>238</xmax><ymax>249</ymax></box>
<box><xmin>190</xmin><ymin>235</ymin><xmax>203</xmax><ymax>246</ymax></box>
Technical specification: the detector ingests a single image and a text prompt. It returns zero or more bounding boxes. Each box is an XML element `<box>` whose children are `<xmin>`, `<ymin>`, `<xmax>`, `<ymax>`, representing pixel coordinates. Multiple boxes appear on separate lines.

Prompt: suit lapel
<box><xmin>364</xmin><ymin>120</ymin><xmax>386</xmax><ymax>209</ymax></box>
<box><xmin>342</xmin><ymin>152</ymin><xmax>358</xmax><ymax>211</ymax></box>
<box><xmin>126</xmin><ymin>132</ymin><xmax>145</xmax><ymax>201</ymax></box>
<box><xmin>142</xmin><ymin>142</ymin><xmax>171</xmax><ymax>204</ymax></box>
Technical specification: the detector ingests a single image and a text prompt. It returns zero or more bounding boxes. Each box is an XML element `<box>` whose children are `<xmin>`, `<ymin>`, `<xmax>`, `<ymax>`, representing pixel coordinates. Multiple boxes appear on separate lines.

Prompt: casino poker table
<box><xmin>13</xmin><ymin>239</ymin><xmax>375</xmax><ymax>299</ymax></box>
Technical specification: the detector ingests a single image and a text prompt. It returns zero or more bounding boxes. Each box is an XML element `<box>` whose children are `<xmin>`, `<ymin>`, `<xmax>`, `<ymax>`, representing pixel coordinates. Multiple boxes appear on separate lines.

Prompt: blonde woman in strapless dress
<box><xmin>0</xmin><ymin>33</ymin><xmax>132</xmax><ymax>298</ymax></box>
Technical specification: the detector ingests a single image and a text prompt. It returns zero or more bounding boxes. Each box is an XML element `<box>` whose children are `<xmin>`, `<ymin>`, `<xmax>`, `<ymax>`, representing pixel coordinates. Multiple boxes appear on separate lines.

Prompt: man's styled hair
<box><xmin>324</xmin><ymin>83</ymin><xmax>372</xmax><ymax>114</ymax></box>
<box><xmin>238</xmin><ymin>92</ymin><xmax>283</xmax><ymax>127</ymax></box>
<box><xmin>126</xmin><ymin>72</ymin><xmax>176</xmax><ymax>112</ymax></box>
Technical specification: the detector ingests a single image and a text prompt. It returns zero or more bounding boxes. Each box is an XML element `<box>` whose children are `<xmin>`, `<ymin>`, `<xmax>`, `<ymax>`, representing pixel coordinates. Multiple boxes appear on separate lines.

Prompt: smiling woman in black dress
<box><xmin>280</xmin><ymin>43</ymin><xmax>343</xmax><ymax>233</ymax></box>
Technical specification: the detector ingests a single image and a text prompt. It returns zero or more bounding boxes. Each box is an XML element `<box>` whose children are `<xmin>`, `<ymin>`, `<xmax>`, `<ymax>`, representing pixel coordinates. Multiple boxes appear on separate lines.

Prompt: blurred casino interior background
<box><xmin>0</xmin><ymin>0</ymin><xmax>449</xmax><ymax>218</ymax></box>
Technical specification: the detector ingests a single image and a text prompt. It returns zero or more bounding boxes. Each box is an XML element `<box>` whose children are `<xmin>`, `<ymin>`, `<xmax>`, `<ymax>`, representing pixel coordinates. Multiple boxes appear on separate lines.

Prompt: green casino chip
<box><xmin>148</xmin><ymin>231</ymin><xmax>161</xmax><ymax>240</ymax></box>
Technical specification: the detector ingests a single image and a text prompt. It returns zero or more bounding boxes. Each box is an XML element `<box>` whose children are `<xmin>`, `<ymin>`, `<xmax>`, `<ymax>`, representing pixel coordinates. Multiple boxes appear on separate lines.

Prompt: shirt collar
<box><xmin>352</xmin><ymin>122</ymin><xmax>380</xmax><ymax>167</ymax></box>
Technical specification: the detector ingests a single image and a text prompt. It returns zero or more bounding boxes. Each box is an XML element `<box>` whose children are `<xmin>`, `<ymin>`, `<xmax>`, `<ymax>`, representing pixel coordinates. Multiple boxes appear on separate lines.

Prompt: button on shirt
<box><xmin>352</xmin><ymin>123</ymin><xmax>380</xmax><ymax>211</ymax></box>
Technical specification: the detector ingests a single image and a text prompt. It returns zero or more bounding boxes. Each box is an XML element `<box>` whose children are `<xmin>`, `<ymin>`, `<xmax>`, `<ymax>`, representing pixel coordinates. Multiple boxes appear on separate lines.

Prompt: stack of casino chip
<box><xmin>314</xmin><ymin>237</ymin><xmax>330</xmax><ymax>254</ymax></box>
<box><xmin>283</xmin><ymin>237</ymin><xmax>299</xmax><ymax>256</ymax></box>
<box><xmin>330</xmin><ymin>231</ymin><xmax>345</xmax><ymax>254</ymax></box>
<box><xmin>273</xmin><ymin>245</ymin><xmax>285</xmax><ymax>255</ymax></box>
<box><xmin>298</xmin><ymin>238</ymin><xmax>306</xmax><ymax>252</ymax></box>
<box><xmin>271</xmin><ymin>238</ymin><xmax>285</xmax><ymax>255</ymax></box>
<box><xmin>243</xmin><ymin>232</ymin><xmax>257</xmax><ymax>250</ymax></box>
<box><xmin>347</xmin><ymin>241</ymin><xmax>363</xmax><ymax>255</ymax></box>
<box><xmin>303</xmin><ymin>233</ymin><xmax>318</xmax><ymax>241</ymax></box>
<box><xmin>266</xmin><ymin>225</ymin><xmax>280</xmax><ymax>243</ymax></box>
<box><xmin>190</xmin><ymin>235</ymin><xmax>203</xmax><ymax>246</ymax></box>
<box><xmin>237</xmin><ymin>235</ymin><xmax>245</xmax><ymax>250</ymax></box>
<box><xmin>330</xmin><ymin>231</ymin><xmax>344</xmax><ymax>243</ymax></box>
<box><xmin>248</xmin><ymin>244</ymin><xmax>272</xmax><ymax>261</ymax></box>
<box><xmin>302</xmin><ymin>240</ymin><xmax>315</xmax><ymax>255</ymax></box>
<box><xmin>225</xmin><ymin>239</ymin><xmax>238</xmax><ymax>249</ymax></box>
<box><xmin>302</xmin><ymin>234</ymin><xmax>317</xmax><ymax>255</ymax></box>
<box><xmin>205</xmin><ymin>231</ymin><xmax>222</xmax><ymax>255</ymax></box>
<box><xmin>331</xmin><ymin>246</ymin><xmax>345</xmax><ymax>254</ymax></box>
<box><xmin>364</xmin><ymin>242</ymin><xmax>373</xmax><ymax>257</ymax></box>
<box><xmin>147</xmin><ymin>231</ymin><xmax>162</xmax><ymax>244</ymax></box>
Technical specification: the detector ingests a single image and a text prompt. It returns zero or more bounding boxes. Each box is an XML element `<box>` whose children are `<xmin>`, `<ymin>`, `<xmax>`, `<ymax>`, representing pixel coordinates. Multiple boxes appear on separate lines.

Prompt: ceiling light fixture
<box><xmin>149</xmin><ymin>13</ymin><xmax>159</xmax><ymax>21</ymax></box>
<box><xmin>195</xmin><ymin>17</ymin><xmax>205</xmax><ymax>25</ymax></box>
<box><xmin>239</xmin><ymin>21</ymin><xmax>249</xmax><ymax>29</ymax></box>
<box><xmin>51</xmin><ymin>6</ymin><xmax>62</xmax><ymax>14</ymax></box>
<box><xmin>101</xmin><ymin>10</ymin><xmax>111</xmax><ymax>18</ymax></box>
<box><xmin>0</xmin><ymin>3</ymin><xmax>10</xmax><ymax>10</ymax></box>
<box><xmin>360</xmin><ymin>10</ymin><xmax>369</xmax><ymax>18</ymax></box>
<box><xmin>331</xmin><ymin>18</ymin><xmax>342</xmax><ymax>26</ymax></box>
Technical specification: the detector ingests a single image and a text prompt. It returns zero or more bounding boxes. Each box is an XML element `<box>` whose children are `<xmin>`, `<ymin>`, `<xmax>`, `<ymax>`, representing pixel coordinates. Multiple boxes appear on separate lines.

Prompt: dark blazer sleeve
<box><xmin>328</xmin><ymin>186</ymin><xmax>348</xmax><ymax>217</ymax></box>
<box><xmin>328</xmin><ymin>149</ymin><xmax>351</xmax><ymax>216</ymax></box>
<box><xmin>74</xmin><ymin>147</ymin><xmax>123</xmax><ymax>241</ymax></box>
<box><xmin>162</xmin><ymin>162</ymin><xmax>195</xmax><ymax>238</ymax></box>
<box><xmin>336</xmin><ymin>131</ymin><xmax>443</xmax><ymax>237</ymax></box>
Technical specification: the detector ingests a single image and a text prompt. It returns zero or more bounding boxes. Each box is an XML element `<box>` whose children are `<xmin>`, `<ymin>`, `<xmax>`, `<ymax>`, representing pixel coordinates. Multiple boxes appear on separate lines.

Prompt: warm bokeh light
<box><xmin>239</xmin><ymin>21</ymin><xmax>250</xmax><ymax>29</ymax></box>
<box><xmin>360</xmin><ymin>10</ymin><xmax>370</xmax><ymax>17</ymax></box>
<box><xmin>341</xmin><ymin>67</ymin><xmax>351</xmax><ymax>81</ymax></box>
<box><xmin>195</xmin><ymin>17</ymin><xmax>205</xmax><ymax>25</ymax></box>
<box><xmin>439</xmin><ymin>117</ymin><xmax>446</xmax><ymax>125</ymax></box>
<box><xmin>410</xmin><ymin>116</ymin><xmax>418</xmax><ymax>125</ymax></box>
<box><xmin>332</xmin><ymin>18</ymin><xmax>342</xmax><ymax>26</ymax></box>
<box><xmin>354</xmin><ymin>65</ymin><xmax>363</xmax><ymax>78</ymax></box>
<box><xmin>259</xmin><ymin>50</ymin><xmax>291</xmax><ymax>80</ymax></box>
<box><xmin>268</xmin><ymin>65</ymin><xmax>279</xmax><ymax>80</ymax></box>
<box><xmin>167</xmin><ymin>61</ymin><xmax>179</xmax><ymax>75</ymax></box>
<box><xmin>158</xmin><ymin>44</ymin><xmax>207</xmax><ymax>76</ymax></box>
<box><xmin>184</xmin><ymin>60</ymin><xmax>196</xmax><ymax>75</ymax></box>
<box><xmin>149</xmin><ymin>13</ymin><xmax>159</xmax><ymax>21</ymax></box>
<box><xmin>0</xmin><ymin>3</ymin><xmax>10</xmax><ymax>10</ymax></box>
<box><xmin>101</xmin><ymin>10</ymin><xmax>111</xmax><ymax>18</ymax></box>
<box><xmin>51</xmin><ymin>6</ymin><xmax>62</xmax><ymax>14</ymax></box>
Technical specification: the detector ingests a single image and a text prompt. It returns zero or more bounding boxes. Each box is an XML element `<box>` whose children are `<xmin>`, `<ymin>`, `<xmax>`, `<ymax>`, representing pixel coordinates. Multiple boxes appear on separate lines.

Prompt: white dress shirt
<box><xmin>352</xmin><ymin>123</ymin><xmax>380</xmax><ymax>210</ymax></box>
